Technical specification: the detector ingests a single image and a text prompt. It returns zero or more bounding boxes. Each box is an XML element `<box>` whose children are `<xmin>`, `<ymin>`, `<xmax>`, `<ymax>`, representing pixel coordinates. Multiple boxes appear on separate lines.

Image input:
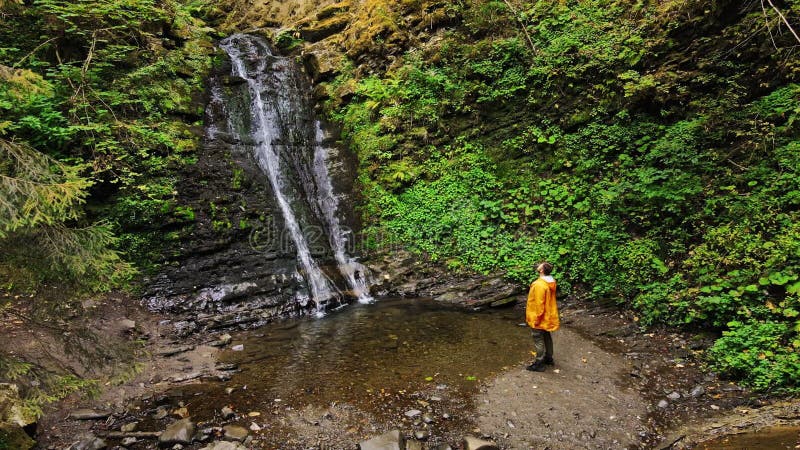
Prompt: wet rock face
<box><xmin>144</xmin><ymin>39</ymin><xmax>366</xmax><ymax>332</ymax></box>
<box><xmin>142</xmin><ymin>117</ymin><xmax>307</xmax><ymax>331</ymax></box>
<box><xmin>142</xmin><ymin>53</ymin><xmax>308</xmax><ymax>331</ymax></box>
<box><xmin>367</xmin><ymin>250</ymin><xmax>525</xmax><ymax>308</ymax></box>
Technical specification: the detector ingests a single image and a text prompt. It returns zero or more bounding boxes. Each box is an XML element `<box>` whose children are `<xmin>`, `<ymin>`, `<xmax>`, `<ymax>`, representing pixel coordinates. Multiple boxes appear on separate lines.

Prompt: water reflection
<box><xmin>179</xmin><ymin>298</ymin><xmax>529</xmax><ymax>420</ymax></box>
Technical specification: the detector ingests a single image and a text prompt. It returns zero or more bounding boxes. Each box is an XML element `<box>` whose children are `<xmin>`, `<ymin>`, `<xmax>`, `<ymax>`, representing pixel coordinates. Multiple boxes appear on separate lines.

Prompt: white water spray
<box><xmin>218</xmin><ymin>34</ymin><xmax>373</xmax><ymax>312</ymax></box>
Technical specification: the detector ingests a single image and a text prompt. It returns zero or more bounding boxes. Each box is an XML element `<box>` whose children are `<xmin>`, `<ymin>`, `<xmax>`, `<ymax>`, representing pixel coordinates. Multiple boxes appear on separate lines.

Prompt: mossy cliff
<box><xmin>216</xmin><ymin>0</ymin><xmax>800</xmax><ymax>392</ymax></box>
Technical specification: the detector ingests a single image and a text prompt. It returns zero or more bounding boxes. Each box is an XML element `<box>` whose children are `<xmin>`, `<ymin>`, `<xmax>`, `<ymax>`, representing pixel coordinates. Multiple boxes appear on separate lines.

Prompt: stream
<box><xmin>135</xmin><ymin>298</ymin><xmax>530</xmax><ymax>447</ymax></box>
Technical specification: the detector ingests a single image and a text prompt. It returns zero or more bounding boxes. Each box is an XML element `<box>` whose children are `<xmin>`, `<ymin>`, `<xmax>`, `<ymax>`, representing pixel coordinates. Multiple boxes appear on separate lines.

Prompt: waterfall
<box><xmin>217</xmin><ymin>34</ymin><xmax>373</xmax><ymax>313</ymax></box>
<box><xmin>306</xmin><ymin>124</ymin><xmax>374</xmax><ymax>304</ymax></box>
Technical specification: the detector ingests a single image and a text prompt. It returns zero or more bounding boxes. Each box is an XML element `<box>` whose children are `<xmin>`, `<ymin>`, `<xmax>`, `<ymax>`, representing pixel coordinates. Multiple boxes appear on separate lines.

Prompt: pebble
<box><xmin>404</xmin><ymin>409</ymin><xmax>422</xmax><ymax>418</ymax></box>
<box><xmin>422</xmin><ymin>414</ymin><xmax>435</xmax><ymax>424</ymax></box>
<box><xmin>70</xmin><ymin>432</ymin><xmax>107</xmax><ymax>450</ymax></box>
<box><xmin>200</xmin><ymin>442</ymin><xmax>248</xmax><ymax>450</ymax></box>
<box><xmin>413</xmin><ymin>430</ymin><xmax>429</xmax><ymax>440</ymax></box>
<box><xmin>221</xmin><ymin>406</ymin><xmax>235</xmax><ymax>419</ymax></box>
<box><xmin>223</xmin><ymin>425</ymin><xmax>249</xmax><ymax>442</ymax></box>
<box><xmin>667</xmin><ymin>391</ymin><xmax>681</xmax><ymax>400</ymax></box>
<box><xmin>463</xmin><ymin>435</ymin><xmax>499</xmax><ymax>450</ymax></box>
<box><xmin>690</xmin><ymin>385</ymin><xmax>705</xmax><ymax>397</ymax></box>
<box><xmin>159</xmin><ymin>419</ymin><xmax>196</xmax><ymax>446</ymax></box>
<box><xmin>153</xmin><ymin>407</ymin><xmax>169</xmax><ymax>420</ymax></box>
<box><xmin>407</xmin><ymin>441</ymin><xmax>424</xmax><ymax>450</ymax></box>
<box><xmin>657</xmin><ymin>400</ymin><xmax>669</xmax><ymax>409</ymax></box>
<box><xmin>120</xmin><ymin>422</ymin><xmax>138</xmax><ymax>432</ymax></box>
<box><xmin>121</xmin><ymin>437</ymin><xmax>137</xmax><ymax>446</ymax></box>
<box><xmin>231</xmin><ymin>344</ymin><xmax>244</xmax><ymax>351</ymax></box>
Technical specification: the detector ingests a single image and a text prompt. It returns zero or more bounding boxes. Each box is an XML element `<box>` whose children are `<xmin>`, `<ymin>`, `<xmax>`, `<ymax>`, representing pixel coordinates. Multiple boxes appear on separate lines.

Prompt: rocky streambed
<box><xmin>17</xmin><ymin>292</ymin><xmax>799</xmax><ymax>450</ymax></box>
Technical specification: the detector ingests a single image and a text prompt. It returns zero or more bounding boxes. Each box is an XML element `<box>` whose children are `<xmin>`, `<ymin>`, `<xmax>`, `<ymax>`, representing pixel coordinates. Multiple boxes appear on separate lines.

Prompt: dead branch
<box><xmin>761</xmin><ymin>0</ymin><xmax>779</xmax><ymax>49</ymax></box>
<box><xmin>765</xmin><ymin>0</ymin><xmax>800</xmax><ymax>45</ymax></box>
<box><xmin>12</xmin><ymin>37</ymin><xmax>57</xmax><ymax>69</ymax></box>
<box><xmin>501</xmin><ymin>0</ymin><xmax>537</xmax><ymax>54</ymax></box>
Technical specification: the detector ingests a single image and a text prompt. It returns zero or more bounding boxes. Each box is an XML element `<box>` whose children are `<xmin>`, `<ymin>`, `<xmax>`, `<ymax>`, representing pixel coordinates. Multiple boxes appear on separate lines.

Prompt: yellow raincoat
<box><xmin>526</xmin><ymin>276</ymin><xmax>559</xmax><ymax>331</ymax></box>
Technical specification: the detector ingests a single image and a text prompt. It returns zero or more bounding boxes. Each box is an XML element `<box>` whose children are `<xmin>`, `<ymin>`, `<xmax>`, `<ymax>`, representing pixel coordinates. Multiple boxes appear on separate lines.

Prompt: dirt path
<box><xmin>477</xmin><ymin>326</ymin><xmax>648</xmax><ymax>449</ymax></box>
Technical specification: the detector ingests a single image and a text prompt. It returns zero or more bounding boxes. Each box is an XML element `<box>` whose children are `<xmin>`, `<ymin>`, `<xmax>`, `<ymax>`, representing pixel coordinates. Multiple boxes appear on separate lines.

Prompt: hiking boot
<box><xmin>526</xmin><ymin>362</ymin><xmax>546</xmax><ymax>372</ymax></box>
<box><xmin>543</xmin><ymin>356</ymin><xmax>554</xmax><ymax>366</ymax></box>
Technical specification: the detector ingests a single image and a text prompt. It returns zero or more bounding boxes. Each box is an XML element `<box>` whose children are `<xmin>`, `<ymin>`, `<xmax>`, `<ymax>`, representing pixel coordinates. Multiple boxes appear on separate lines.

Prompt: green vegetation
<box><xmin>0</xmin><ymin>0</ymin><xmax>218</xmax><ymax>290</ymax></box>
<box><xmin>0</xmin><ymin>0</ymin><xmax>798</xmax><ymax>402</ymax></box>
<box><xmin>0</xmin><ymin>0</ymin><xmax>217</xmax><ymax>415</ymax></box>
<box><xmin>0</xmin><ymin>355</ymin><xmax>98</xmax><ymax>419</ymax></box>
<box><xmin>326</xmin><ymin>1</ymin><xmax>800</xmax><ymax>392</ymax></box>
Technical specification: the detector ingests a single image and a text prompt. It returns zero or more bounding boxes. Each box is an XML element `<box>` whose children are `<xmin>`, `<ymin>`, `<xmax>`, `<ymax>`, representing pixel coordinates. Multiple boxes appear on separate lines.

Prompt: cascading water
<box><xmin>307</xmin><ymin>125</ymin><xmax>374</xmax><ymax>304</ymax></box>
<box><xmin>217</xmin><ymin>34</ymin><xmax>373</xmax><ymax>313</ymax></box>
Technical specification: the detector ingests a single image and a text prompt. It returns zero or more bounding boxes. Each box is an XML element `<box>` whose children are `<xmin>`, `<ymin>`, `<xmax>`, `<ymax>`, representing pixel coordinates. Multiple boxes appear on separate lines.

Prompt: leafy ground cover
<box><xmin>323</xmin><ymin>0</ymin><xmax>800</xmax><ymax>392</ymax></box>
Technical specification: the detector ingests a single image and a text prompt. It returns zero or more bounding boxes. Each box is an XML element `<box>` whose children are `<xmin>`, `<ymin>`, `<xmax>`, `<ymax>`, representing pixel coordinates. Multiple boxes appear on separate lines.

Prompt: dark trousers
<box><xmin>531</xmin><ymin>329</ymin><xmax>553</xmax><ymax>362</ymax></box>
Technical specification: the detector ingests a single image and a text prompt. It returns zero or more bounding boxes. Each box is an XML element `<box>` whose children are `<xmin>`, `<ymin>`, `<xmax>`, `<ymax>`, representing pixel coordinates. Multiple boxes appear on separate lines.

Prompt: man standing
<box><xmin>526</xmin><ymin>261</ymin><xmax>559</xmax><ymax>372</ymax></box>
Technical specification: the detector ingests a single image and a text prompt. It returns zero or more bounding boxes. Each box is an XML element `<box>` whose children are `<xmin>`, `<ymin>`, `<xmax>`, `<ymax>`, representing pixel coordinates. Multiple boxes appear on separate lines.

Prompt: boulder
<box><xmin>298</xmin><ymin>14</ymin><xmax>350</xmax><ymax>42</ymax></box>
<box><xmin>0</xmin><ymin>383</ymin><xmax>35</xmax><ymax>426</ymax></box>
<box><xmin>359</xmin><ymin>429</ymin><xmax>405</xmax><ymax>450</ymax></box>
<box><xmin>0</xmin><ymin>423</ymin><xmax>35</xmax><ymax>450</ymax></box>
<box><xmin>118</xmin><ymin>318</ymin><xmax>136</xmax><ymax>331</ymax></box>
<box><xmin>463</xmin><ymin>436</ymin><xmax>499</xmax><ymax>450</ymax></box>
<box><xmin>159</xmin><ymin>418</ymin><xmax>196</xmax><ymax>446</ymax></box>
<box><xmin>302</xmin><ymin>42</ymin><xmax>344</xmax><ymax>81</ymax></box>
